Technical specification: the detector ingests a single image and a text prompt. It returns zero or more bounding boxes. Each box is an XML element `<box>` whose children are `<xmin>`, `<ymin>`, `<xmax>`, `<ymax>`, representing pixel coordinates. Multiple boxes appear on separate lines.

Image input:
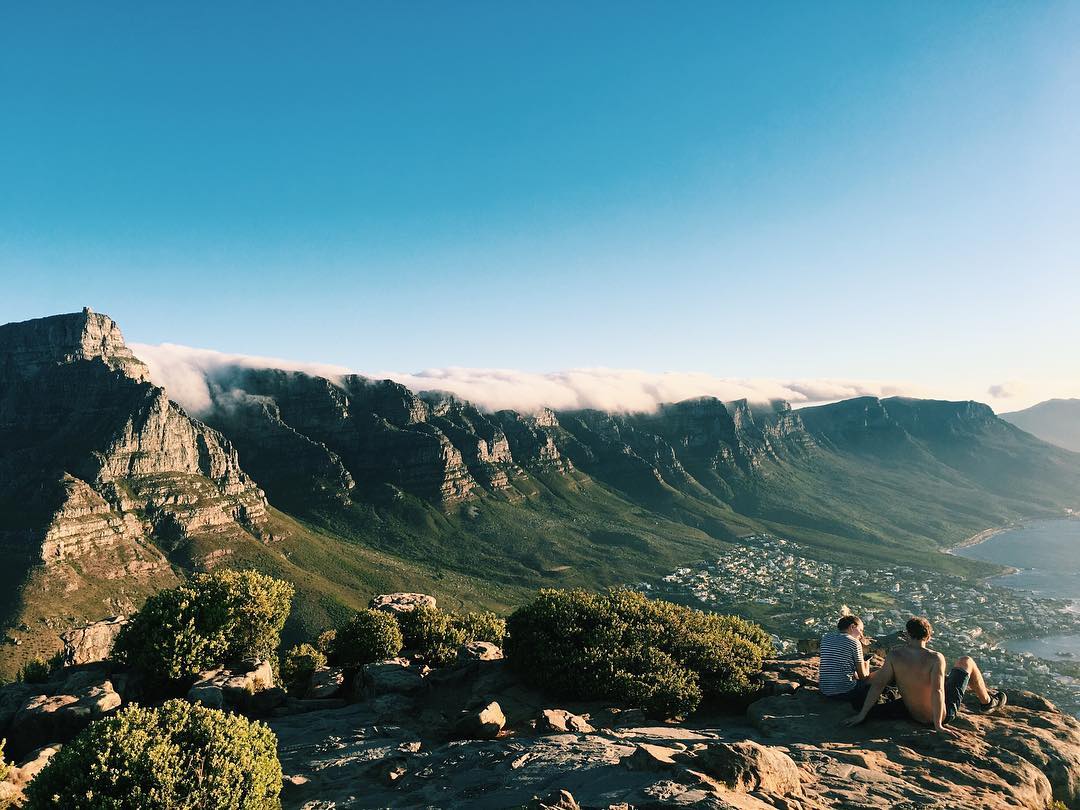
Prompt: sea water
<box><xmin>955</xmin><ymin>519</ymin><xmax>1080</xmax><ymax>660</ymax></box>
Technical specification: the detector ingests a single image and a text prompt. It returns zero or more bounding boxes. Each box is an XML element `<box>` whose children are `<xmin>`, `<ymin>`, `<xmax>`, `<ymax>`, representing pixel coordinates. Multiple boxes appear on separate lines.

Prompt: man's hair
<box><xmin>906</xmin><ymin>617</ymin><xmax>933</xmax><ymax>640</ymax></box>
<box><xmin>837</xmin><ymin>615</ymin><xmax>862</xmax><ymax>632</ymax></box>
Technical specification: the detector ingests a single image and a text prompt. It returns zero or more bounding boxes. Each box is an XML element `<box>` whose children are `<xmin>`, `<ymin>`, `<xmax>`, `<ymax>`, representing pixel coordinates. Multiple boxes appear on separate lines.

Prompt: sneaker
<box><xmin>980</xmin><ymin>689</ymin><xmax>1007</xmax><ymax>714</ymax></box>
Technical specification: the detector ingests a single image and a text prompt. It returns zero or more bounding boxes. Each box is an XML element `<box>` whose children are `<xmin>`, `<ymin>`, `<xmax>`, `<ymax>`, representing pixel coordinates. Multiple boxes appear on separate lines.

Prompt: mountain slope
<box><xmin>4</xmin><ymin>310</ymin><xmax>1080</xmax><ymax>678</ymax></box>
<box><xmin>1001</xmin><ymin>399</ymin><xmax>1080</xmax><ymax>453</ymax></box>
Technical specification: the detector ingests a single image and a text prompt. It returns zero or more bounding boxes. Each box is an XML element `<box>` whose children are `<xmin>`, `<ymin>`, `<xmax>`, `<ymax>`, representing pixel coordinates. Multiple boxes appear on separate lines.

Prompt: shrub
<box><xmin>24</xmin><ymin>699</ymin><xmax>281</xmax><ymax>809</ymax></box>
<box><xmin>281</xmin><ymin>643</ymin><xmax>326</xmax><ymax>695</ymax></box>
<box><xmin>453</xmin><ymin>611</ymin><xmax>507</xmax><ymax>646</ymax></box>
<box><xmin>17</xmin><ymin>658</ymin><xmax>51</xmax><ymax>684</ymax></box>
<box><xmin>113</xmin><ymin>569</ymin><xmax>294</xmax><ymax>681</ymax></box>
<box><xmin>505</xmin><ymin>588</ymin><xmax>772</xmax><ymax>718</ymax></box>
<box><xmin>396</xmin><ymin>606</ymin><xmax>507</xmax><ymax>666</ymax></box>
<box><xmin>396</xmin><ymin>606</ymin><xmax>464</xmax><ymax>666</ymax></box>
<box><xmin>329</xmin><ymin>609</ymin><xmax>403</xmax><ymax>667</ymax></box>
<box><xmin>0</xmin><ymin>738</ymin><xmax>10</xmax><ymax>782</ymax></box>
<box><xmin>316</xmin><ymin>629</ymin><xmax>337</xmax><ymax>655</ymax></box>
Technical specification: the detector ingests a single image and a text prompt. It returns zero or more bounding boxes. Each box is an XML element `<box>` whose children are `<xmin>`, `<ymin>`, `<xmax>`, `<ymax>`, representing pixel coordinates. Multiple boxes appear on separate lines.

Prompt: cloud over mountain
<box><xmin>132</xmin><ymin>342</ymin><xmax>928</xmax><ymax>415</ymax></box>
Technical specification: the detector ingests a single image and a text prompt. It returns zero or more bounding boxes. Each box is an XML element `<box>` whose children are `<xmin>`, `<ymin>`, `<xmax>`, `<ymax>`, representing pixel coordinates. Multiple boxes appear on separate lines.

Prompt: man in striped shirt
<box><xmin>819</xmin><ymin>615</ymin><xmax>874</xmax><ymax>710</ymax></box>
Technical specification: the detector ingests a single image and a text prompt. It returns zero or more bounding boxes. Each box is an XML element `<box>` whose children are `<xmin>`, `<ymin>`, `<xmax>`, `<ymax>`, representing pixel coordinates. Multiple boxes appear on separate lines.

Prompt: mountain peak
<box><xmin>0</xmin><ymin>309</ymin><xmax>149</xmax><ymax>383</ymax></box>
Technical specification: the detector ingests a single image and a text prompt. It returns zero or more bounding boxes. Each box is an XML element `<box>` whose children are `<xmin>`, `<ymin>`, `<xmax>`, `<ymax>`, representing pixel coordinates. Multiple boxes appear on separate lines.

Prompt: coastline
<box><xmin>946</xmin><ymin>524</ymin><xmax>1016</xmax><ymax>554</ymax></box>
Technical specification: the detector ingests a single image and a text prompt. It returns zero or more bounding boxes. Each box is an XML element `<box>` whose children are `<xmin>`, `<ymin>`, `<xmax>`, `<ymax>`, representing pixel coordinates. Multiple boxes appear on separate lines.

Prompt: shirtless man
<box><xmin>842</xmin><ymin>616</ymin><xmax>1007</xmax><ymax>734</ymax></box>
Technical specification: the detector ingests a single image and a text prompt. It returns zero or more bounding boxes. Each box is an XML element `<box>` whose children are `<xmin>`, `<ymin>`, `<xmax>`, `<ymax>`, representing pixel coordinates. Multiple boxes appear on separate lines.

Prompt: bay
<box><xmin>955</xmin><ymin>518</ymin><xmax>1080</xmax><ymax>660</ymax></box>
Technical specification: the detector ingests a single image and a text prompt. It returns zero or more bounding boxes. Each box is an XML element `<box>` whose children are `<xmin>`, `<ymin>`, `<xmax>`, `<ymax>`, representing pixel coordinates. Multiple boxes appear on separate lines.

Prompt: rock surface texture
<box><xmin>267</xmin><ymin>654</ymin><xmax>1080</xmax><ymax>809</ymax></box>
<box><xmin>0</xmin><ymin>310</ymin><xmax>267</xmax><ymax>678</ymax></box>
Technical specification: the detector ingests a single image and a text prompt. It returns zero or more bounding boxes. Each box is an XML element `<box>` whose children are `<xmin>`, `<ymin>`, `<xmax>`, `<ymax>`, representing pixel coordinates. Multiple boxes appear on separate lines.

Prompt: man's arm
<box><xmin>854</xmin><ymin>641</ymin><xmax>870</xmax><ymax>680</ymax></box>
<box><xmin>842</xmin><ymin>654</ymin><xmax>893</xmax><ymax>726</ymax></box>
<box><xmin>929</xmin><ymin>653</ymin><xmax>955</xmax><ymax>735</ymax></box>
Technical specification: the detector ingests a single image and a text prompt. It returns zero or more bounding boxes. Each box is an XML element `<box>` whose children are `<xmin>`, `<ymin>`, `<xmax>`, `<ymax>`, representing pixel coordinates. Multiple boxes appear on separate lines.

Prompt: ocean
<box><xmin>954</xmin><ymin>519</ymin><xmax>1080</xmax><ymax>661</ymax></box>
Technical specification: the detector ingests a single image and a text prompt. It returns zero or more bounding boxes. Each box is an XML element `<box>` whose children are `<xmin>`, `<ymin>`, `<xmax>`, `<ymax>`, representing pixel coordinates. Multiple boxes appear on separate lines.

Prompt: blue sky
<box><xmin>2</xmin><ymin>3</ymin><xmax>1078</xmax><ymax>409</ymax></box>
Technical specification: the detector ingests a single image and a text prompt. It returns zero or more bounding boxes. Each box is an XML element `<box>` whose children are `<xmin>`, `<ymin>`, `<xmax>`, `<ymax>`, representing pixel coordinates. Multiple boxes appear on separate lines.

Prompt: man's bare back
<box><xmin>880</xmin><ymin>644</ymin><xmax>948</xmax><ymax>725</ymax></box>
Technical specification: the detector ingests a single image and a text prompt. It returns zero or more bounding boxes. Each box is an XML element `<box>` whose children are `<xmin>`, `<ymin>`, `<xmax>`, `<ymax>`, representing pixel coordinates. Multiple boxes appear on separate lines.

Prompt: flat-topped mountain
<box><xmin>3</xmin><ymin>309</ymin><xmax>1080</xmax><ymax>677</ymax></box>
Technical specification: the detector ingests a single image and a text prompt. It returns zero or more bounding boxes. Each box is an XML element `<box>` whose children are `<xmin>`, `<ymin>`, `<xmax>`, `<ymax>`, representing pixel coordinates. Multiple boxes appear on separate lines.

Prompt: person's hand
<box><xmin>932</xmin><ymin>724</ymin><xmax>959</xmax><ymax>737</ymax></box>
<box><xmin>841</xmin><ymin>714</ymin><xmax>864</xmax><ymax>727</ymax></box>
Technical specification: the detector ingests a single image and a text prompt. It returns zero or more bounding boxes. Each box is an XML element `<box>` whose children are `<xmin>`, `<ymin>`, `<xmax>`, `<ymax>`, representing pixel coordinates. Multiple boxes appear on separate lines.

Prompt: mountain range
<box><xmin>2</xmin><ymin>309</ymin><xmax>1078</xmax><ymax>678</ymax></box>
<box><xmin>1001</xmin><ymin>399</ymin><xmax>1080</xmax><ymax>453</ymax></box>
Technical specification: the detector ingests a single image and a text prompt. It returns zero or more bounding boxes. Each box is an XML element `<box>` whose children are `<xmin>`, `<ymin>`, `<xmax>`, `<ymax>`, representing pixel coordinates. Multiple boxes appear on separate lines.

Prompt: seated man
<box><xmin>819</xmin><ymin>614</ymin><xmax>874</xmax><ymax>709</ymax></box>
<box><xmin>843</xmin><ymin>616</ymin><xmax>1007</xmax><ymax>733</ymax></box>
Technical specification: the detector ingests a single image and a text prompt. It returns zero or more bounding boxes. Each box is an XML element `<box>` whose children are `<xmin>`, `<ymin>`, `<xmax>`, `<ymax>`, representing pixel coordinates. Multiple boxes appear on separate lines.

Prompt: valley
<box><xmin>3</xmin><ymin>309</ymin><xmax>1080</xmax><ymax>681</ymax></box>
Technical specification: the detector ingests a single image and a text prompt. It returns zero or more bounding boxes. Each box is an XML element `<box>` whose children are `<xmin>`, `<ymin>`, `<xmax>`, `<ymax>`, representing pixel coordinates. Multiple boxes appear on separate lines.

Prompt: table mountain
<box><xmin>4</xmin><ymin>309</ymin><xmax>1080</xmax><ymax>677</ymax></box>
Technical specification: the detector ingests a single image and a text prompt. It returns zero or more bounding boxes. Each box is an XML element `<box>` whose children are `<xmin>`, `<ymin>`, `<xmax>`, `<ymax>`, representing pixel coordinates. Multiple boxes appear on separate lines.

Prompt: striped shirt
<box><xmin>818</xmin><ymin>631</ymin><xmax>864</xmax><ymax>696</ymax></box>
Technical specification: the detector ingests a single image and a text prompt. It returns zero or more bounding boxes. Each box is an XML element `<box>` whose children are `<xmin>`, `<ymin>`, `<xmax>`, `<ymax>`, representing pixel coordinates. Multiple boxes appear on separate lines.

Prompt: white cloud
<box><xmin>131</xmin><ymin>343</ymin><xmax>351</xmax><ymax>414</ymax></box>
<box><xmin>131</xmin><ymin>342</ymin><xmax>936</xmax><ymax>416</ymax></box>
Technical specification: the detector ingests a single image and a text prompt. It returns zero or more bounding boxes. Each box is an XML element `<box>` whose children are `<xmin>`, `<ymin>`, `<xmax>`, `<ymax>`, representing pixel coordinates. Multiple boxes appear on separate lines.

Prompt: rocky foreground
<box><xmin>269</xmin><ymin>654</ymin><xmax>1080</xmax><ymax>809</ymax></box>
<box><xmin>2</xmin><ymin>619</ymin><xmax>1079</xmax><ymax>809</ymax></box>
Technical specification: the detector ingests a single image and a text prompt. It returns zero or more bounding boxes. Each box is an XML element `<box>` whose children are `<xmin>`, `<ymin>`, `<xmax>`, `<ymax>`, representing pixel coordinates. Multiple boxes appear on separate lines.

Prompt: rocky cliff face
<box><xmin>0</xmin><ymin>310</ymin><xmax>267</xmax><ymax>676</ymax></box>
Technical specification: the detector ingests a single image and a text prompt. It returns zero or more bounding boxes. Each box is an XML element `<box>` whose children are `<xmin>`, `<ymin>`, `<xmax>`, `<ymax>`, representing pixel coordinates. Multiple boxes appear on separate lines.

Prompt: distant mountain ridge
<box><xmin>3</xmin><ymin>309</ymin><xmax>1079</xmax><ymax>677</ymax></box>
<box><xmin>1000</xmin><ymin>399</ymin><xmax>1080</xmax><ymax>453</ymax></box>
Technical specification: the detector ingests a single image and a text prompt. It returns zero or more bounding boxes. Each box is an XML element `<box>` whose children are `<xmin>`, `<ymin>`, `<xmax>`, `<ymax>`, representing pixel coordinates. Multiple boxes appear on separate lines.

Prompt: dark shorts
<box><xmin>943</xmin><ymin>667</ymin><xmax>971</xmax><ymax>725</ymax></box>
<box><xmin>827</xmin><ymin>680</ymin><xmax>906</xmax><ymax>718</ymax></box>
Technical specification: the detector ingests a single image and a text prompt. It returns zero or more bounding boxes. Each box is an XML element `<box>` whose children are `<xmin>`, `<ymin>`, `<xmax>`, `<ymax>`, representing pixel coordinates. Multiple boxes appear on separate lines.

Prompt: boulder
<box><xmin>621</xmin><ymin>742</ymin><xmax>681</xmax><ymax>772</ymax></box>
<box><xmin>187</xmin><ymin>659</ymin><xmax>283</xmax><ymax>715</ymax></box>
<box><xmin>370</xmin><ymin>593</ymin><xmax>437</xmax><ymax>615</ymax></box>
<box><xmin>691</xmin><ymin>741</ymin><xmax>803</xmax><ymax>796</ymax></box>
<box><xmin>305</xmin><ymin>666</ymin><xmax>345</xmax><ymax>699</ymax></box>
<box><xmin>527</xmin><ymin>789</ymin><xmax>581</xmax><ymax>810</ymax></box>
<box><xmin>59</xmin><ymin>616</ymin><xmax>127</xmax><ymax>666</ymax></box>
<box><xmin>451</xmin><ymin>701</ymin><xmax>505</xmax><ymax>740</ymax></box>
<box><xmin>456</xmin><ymin>641</ymin><xmax>503</xmax><ymax>662</ymax></box>
<box><xmin>7</xmin><ymin>678</ymin><xmax>121</xmax><ymax>757</ymax></box>
<box><xmin>353</xmin><ymin>659</ymin><xmax>425</xmax><ymax>701</ymax></box>
<box><xmin>537</xmin><ymin>708</ymin><xmax>594</xmax><ymax>734</ymax></box>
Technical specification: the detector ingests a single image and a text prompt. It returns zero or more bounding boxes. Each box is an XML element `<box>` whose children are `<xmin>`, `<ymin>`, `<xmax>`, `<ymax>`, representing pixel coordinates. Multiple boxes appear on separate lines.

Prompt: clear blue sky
<box><xmin>1</xmin><ymin>2</ymin><xmax>1078</xmax><ymax>403</ymax></box>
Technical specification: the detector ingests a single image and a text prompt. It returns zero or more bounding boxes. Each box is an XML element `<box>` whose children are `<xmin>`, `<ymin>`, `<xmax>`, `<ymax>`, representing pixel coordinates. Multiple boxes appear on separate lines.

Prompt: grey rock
<box><xmin>370</xmin><ymin>593</ymin><xmax>437</xmax><ymax>615</ymax></box>
<box><xmin>457</xmin><ymin>641</ymin><xmax>504</xmax><ymax>662</ymax></box>
<box><xmin>60</xmin><ymin>616</ymin><xmax>127</xmax><ymax>666</ymax></box>
<box><xmin>305</xmin><ymin>666</ymin><xmax>345</xmax><ymax>699</ymax></box>
<box><xmin>452</xmin><ymin>700</ymin><xmax>506</xmax><ymax>740</ymax></box>
<box><xmin>537</xmin><ymin>709</ymin><xmax>594</xmax><ymax>734</ymax></box>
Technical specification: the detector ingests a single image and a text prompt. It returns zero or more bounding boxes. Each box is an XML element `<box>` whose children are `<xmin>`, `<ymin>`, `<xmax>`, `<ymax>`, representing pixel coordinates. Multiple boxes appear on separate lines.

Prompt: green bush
<box><xmin>453</xmin><ymin>611</ymin><xmax>507</xmax><ymax>646</ymax></box>
<box><xmin>17</xmin><ymin>657</ymin><xmax>51</xmax><ymax>684</ymax></box>
<box><xmin>113</xmin><ymin>569</ymin><xmax>294</xmax><ymax>681</ymax></box>
<box><xmin>281</xmin><ymin>643</ymin><xmax>326</xmax><ymax>695</ymax></box>
<box><xmin>396</xmin><ymin>606</ymin><xmax>507</xmax><ymax>666</ymax></box>
<box><xmin>316</xmin><ymin>629</ymin><xmax>337</xmax><ymax>655</ymax></box>
<box><xmin>24</xmin><ymin>699</ymin><xmax>281</xmax><ymax>809</ymax></box>
<box><xmin>505</xmin><ymin>588</ymin><xmax>772</xmax><ymax>719</ymax></box>
<box><xmin>329</xmin><ymin>609</ymin><xmax>403</xmax><ymax>667</ymax></box>
<box><xmin>396</xmin><ymin>606</ymin><xmax>464</xmax><ymax>666</ymax></box>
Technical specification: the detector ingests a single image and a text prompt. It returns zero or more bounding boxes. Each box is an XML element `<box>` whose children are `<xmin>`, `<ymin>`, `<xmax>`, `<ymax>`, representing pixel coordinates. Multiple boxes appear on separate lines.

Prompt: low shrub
<box><xmin>453</xmin><ymin>611</ymin><xmax>507</xmax><ymax>646</ymax></box>
<box><xmin>113</xmin><ymin>569</ymin><xmax>294</xmax><ymax>682</ymax></box>
<box><xmin>329</xmin><ymin>609</ymin><xmax>403</xmax><ymax>667</ymax></box>
<box><xmin>0</xmin><ymin>738</ymin><xmax>10</xmax><ymax>782</ymax></box>
<box><xmin>17</xmin><ymin>658</ymin><xmax>51</xmax><ymax>684</ymax></box>
<box><xmin>396</xmin><ymin>606</ymin><xmax>465</xmax><ymax>666</ymax></box>
<box><xmin>24</xmin><ymin>699</ymin><xmax>281</xmax><ymax>809</ymax></box>
<box><xmin>316</xmin><ymin>628</ymin><xmax>337</xmax><ymax>655</ymax></box>
<box><xmin>281</xmin><ymin>643</ymin><xmax>326</xmax><ymax>695</ymax></box>
<box><xmin>396</xmin><ymin>606</ymin><xmax>507</xmax><ymax>666</ymax></box>
<box><xmin>505</xmin><ymin>588</ymin><xmax>772</xmax><ymax>719</ymax></box>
